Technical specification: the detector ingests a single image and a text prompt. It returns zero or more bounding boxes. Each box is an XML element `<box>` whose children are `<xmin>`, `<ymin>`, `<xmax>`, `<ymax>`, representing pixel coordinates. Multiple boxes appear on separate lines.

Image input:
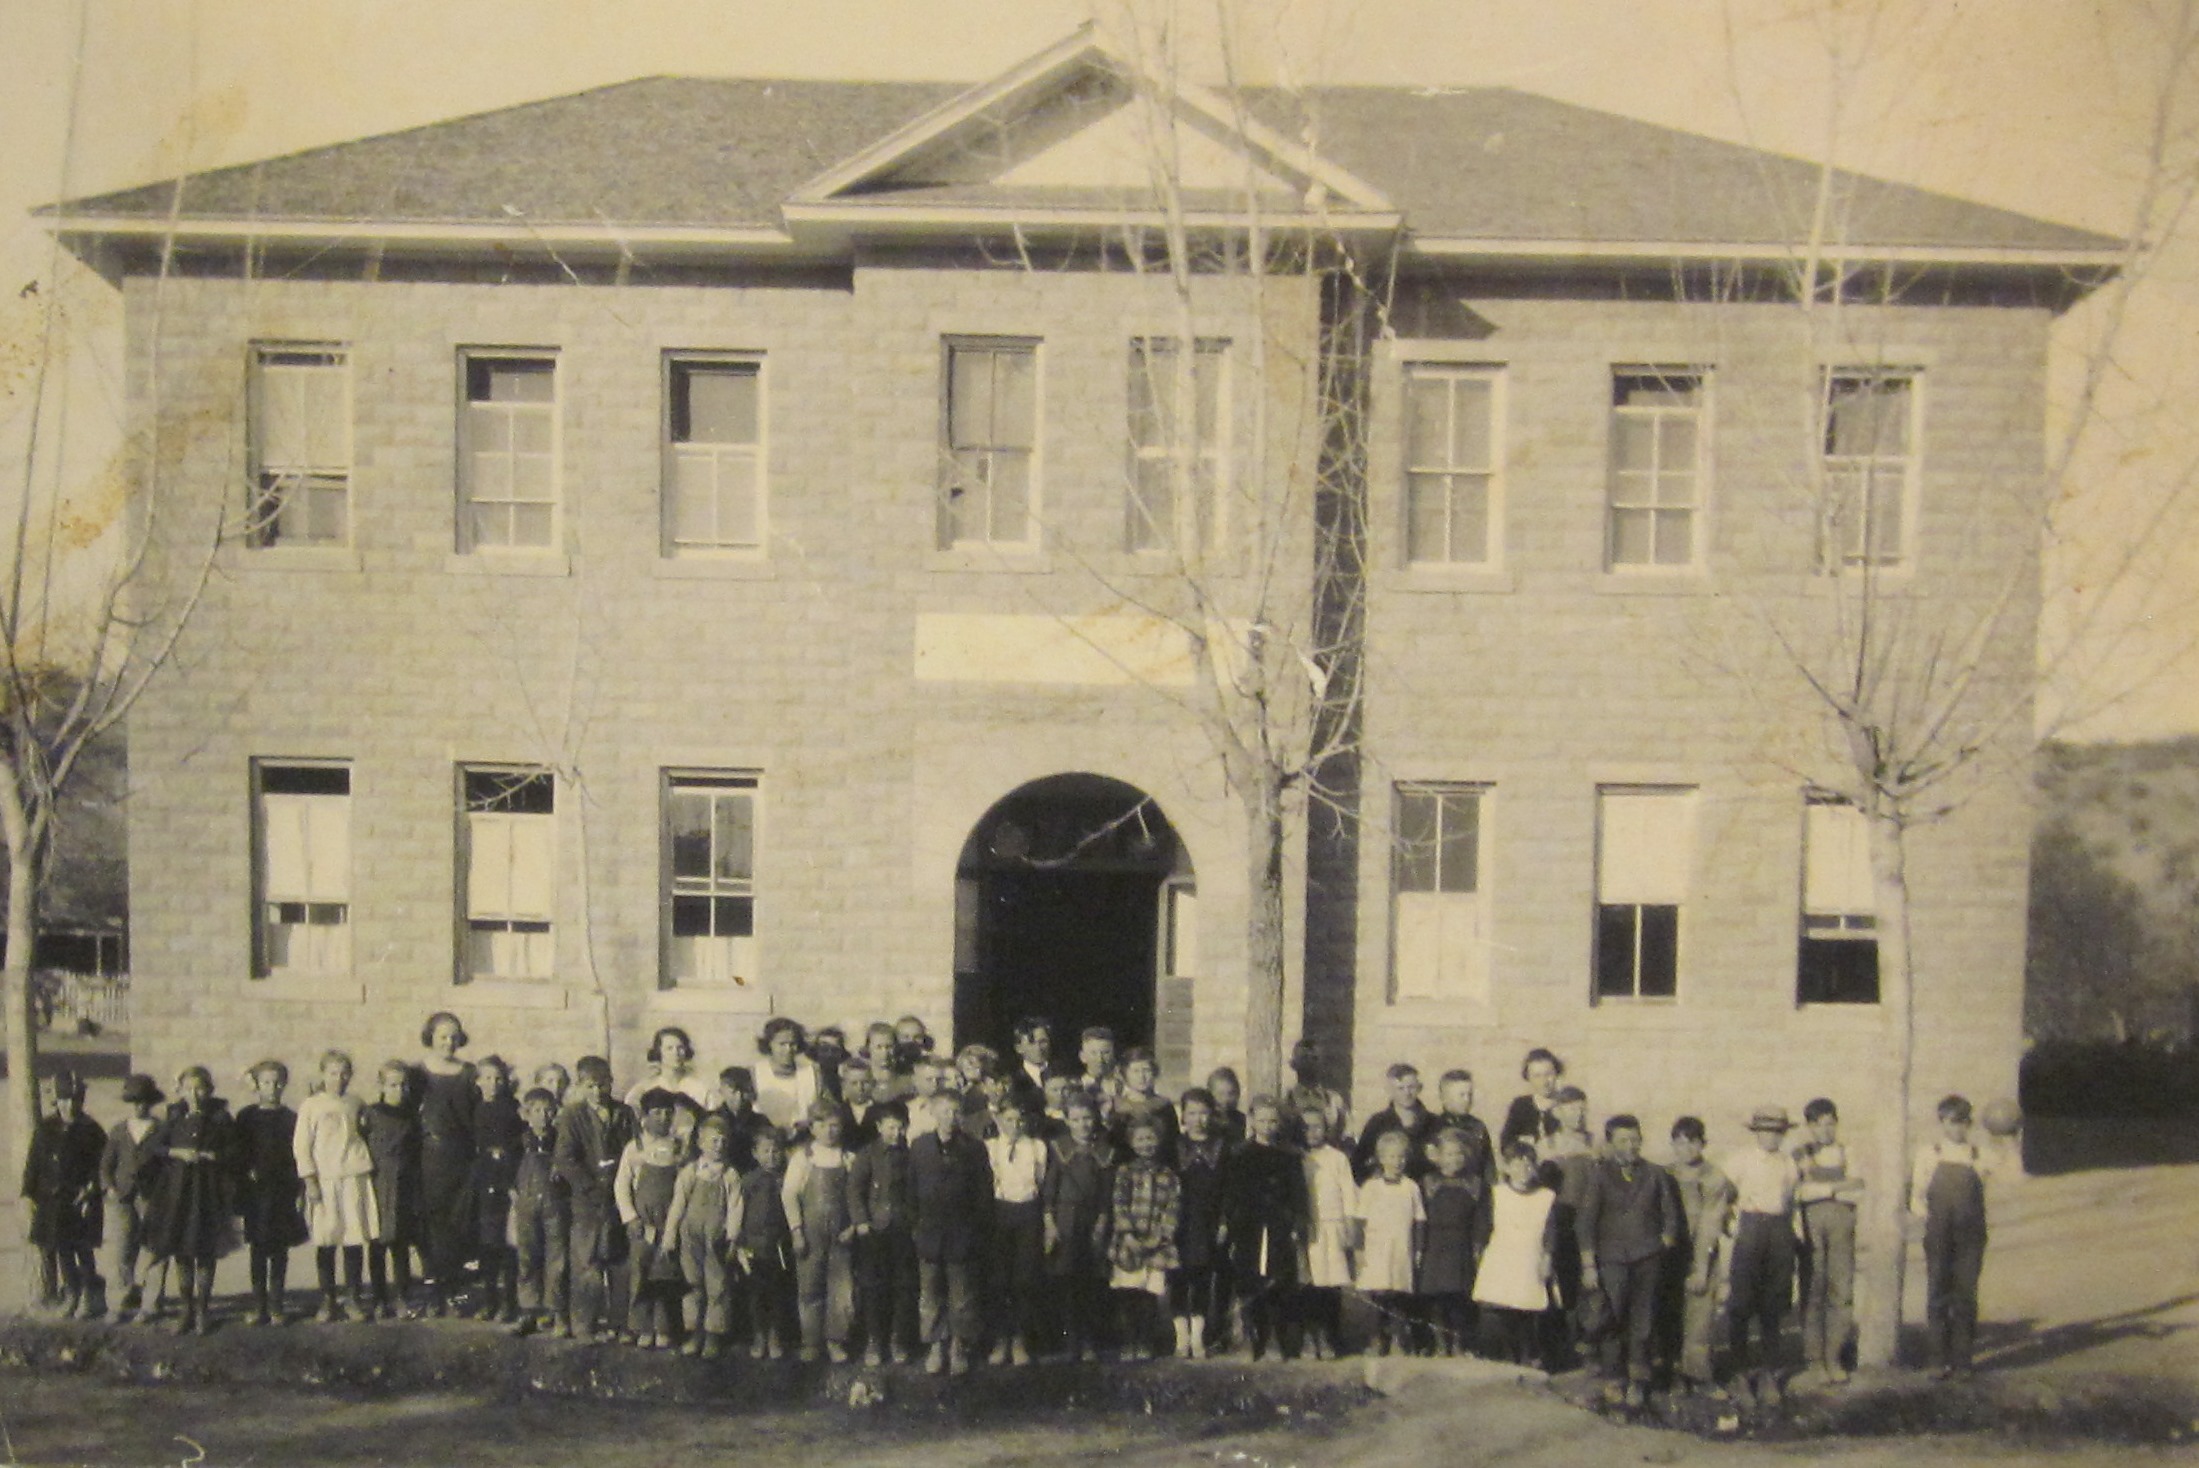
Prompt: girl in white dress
<box><xmin>1298</xmin><ymin>1106</ymin><xmax>1357</xmax><ymax>1358</ymax></box>
<box><xmin>1473</xmin><ymin>1140</ymin><xmax>1557</xmax><ymax>1367</ymax></box>
<box><xmin>1352</xmin><ymin>1129</ymin><xmax>1424</xmax><ymax>1355</ymax></box>
<box><xmin>293</xmin><ymin>1050</ymin><xmax>380</xmax><ymax>1322</ymax></box>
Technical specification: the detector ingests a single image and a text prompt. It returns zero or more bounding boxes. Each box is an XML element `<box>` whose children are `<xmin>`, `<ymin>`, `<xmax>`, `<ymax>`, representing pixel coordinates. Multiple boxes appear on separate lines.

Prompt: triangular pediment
<box><xmin>789</xmin><ymin>29</ymin><xmax>1393</xmax><ymax>219</ymax></box>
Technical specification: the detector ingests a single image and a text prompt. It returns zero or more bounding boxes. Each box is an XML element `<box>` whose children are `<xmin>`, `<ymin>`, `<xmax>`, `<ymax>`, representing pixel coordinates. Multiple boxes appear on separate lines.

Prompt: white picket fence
<box><xmin>39</xmin><ymin>970</ymin><xmax>129</xmax><ymax>1033</ymax></box>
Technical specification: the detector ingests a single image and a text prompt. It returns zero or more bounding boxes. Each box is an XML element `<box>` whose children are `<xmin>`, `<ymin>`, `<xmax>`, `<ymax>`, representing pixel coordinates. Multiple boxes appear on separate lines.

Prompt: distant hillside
<box><xmin>2030</xmin><ymin>738</ymin><xmax>2199</xmax><ymax>1041</ymax></box>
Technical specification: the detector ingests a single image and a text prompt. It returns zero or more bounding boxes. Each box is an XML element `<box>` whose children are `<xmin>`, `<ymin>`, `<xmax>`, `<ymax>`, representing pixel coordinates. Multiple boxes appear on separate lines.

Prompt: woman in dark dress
<box><xmin>149</xmin><ymin>1066</ymin><xmax>239</xmax><ymax>1336</ymax></box>
<box><xmin>1499</xmin><ymin>1048</ymin><xmax>1567</xmax><ymax>1152</ymax></box>
<box><xmin>417</xmin><ymin>1011</ymin><xmax>479</xmax><ymax>1314</ymax></box>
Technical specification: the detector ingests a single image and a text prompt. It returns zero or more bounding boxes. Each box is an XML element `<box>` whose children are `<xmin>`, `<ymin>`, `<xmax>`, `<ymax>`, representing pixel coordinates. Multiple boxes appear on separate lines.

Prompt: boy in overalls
<box><xmin>1909</xmin><ymin>1094</ymin><xmax>1998</xmax><ymax>1377</ymax></box>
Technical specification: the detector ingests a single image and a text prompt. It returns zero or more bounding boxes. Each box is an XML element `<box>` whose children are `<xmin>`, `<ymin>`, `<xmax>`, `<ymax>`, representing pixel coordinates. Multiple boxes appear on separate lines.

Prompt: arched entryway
<box><xmin>953</xmin><ymin>774</ymin><xmax>1196</xmax><ymax>1072</ymax></box>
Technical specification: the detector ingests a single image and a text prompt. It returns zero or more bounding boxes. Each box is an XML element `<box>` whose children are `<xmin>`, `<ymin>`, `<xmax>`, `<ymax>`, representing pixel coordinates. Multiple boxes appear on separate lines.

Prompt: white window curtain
<box><xmin>1393</xmin><ymin>889</ymin><xmax>1488</xmax><ymax>1003</ymax></box>
<box><xmin>1597</xmin><ymin>790</ymin><xmax>1694</xmax><ymax>905</ymax></box>
<box><xmin>1804</xmin><ymin>799</ymin><xmax>1876</xmax><ymax>917</ymax></box>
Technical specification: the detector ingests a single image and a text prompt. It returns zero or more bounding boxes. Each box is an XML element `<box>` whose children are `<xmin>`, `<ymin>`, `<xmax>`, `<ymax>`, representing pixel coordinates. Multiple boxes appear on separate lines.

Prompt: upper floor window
<box><xmin>1126</xmin><ymin>338</ymin><xmax>1227</xmax><ymax>554</ymax></box>
<box><xmin>248</xmin><ymin>347</ymin><xmax>350</xmax><ymax>547</ymax></box>
<box><xmin>1594</xmin><ymin>786</ymin><xmax>1694</xmax><ymax>1001</ymax></box>
<box><xmin>1608</xmin><ymin>369</ymin><xmax>1705</xmax><ymax>569</ymax></box>
<box><xmin>1799</xmin><ymin>792</ymin><xmax>1880</xmax><ymax>1004</ymax></box>
<box><xmin>1822</xmin><ymin>369</ymin><xmax>1919</xmax><ymax>569</ymax></box>
<box><xmin>664</xmin><ymin>356</ymin><xmax>764</xmax><ymax>556</ymax></box>
<box><xmin>254</xmin><ymin>761</ymin><xmax>351</xmax><ymax>976</ymax></box>
<box><xmin>1391</xmin><ymin>783</ymin><xmax>1490</xmax><ymax>1003</ymax></box>
<box><xmin>460</xmin><ymin>353</ymin><xmax>558</xmax><ymax>552</ymax></box>
<box><xmin>1402</xmin><ymin>364</ymin><xmax>1501</xmax><ymax>566</ymax></box>
<box><xmin>460</xmin><ymin>767</ymin><xmax>554</xmax><ymax>982</ymax></box>
<box><xmin>939</xmin><ymin>338</ymin><xmax>1038</xmax><ymax>550</ymax></box>
<box><xmin>664</xmin><ymin>772</ymin><xmax>758</xmax><ymax>988</ymax></box>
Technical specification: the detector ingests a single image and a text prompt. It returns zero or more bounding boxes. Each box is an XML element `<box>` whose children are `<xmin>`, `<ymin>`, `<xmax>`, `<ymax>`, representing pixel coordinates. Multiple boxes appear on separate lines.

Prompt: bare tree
<box><xmin>2</xmin><ymin>16</ymin><xmax>224</xmax><ymax>1179</ymax></box>
<box><xmin>1701</xmin><ymin>0</ymin><xmax>2199</xmax><ymax>1366</ymax></box>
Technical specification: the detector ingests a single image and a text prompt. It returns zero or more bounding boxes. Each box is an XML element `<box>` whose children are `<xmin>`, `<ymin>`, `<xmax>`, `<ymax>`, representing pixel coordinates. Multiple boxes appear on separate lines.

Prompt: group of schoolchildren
<box><xmin>19</xmin><ymin>1014</ymin><xmax>2005</xmax><ymax>1399</ymax></box>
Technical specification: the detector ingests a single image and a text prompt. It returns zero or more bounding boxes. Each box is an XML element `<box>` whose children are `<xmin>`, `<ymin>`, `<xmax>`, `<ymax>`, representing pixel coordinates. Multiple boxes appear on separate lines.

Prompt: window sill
<box><xmin>928</xmin><ymin>547</ymin><xmax>1052</xmax><ymax>575</ymax></box>
<box><xmin>1596</xmin><ymin>571</ymin><xmax>1716</xmax><ymax>596</ymax></box>
<box><xmin>1380</xmin><ymin>567</ymin><xmax>1517</xmax><ymax>595</ymax></box>
<box><xmin>455</xmin><ymin>981</ymin><xmax>572</xmax><ymax>1009</ymax></box>
<box><xmin>645</xmin><ymin>985</ymin><xmax>775</xmax><ymax>1015</ymax></box>
<box><xmin>230</xmin><ymin>546</ymin><xmax>364</xmax><ymax>574</ymax></box>
<box><xmin>444</xmin><ymin>552</ymin><xmax>572</xmax><ymax>578</ymax></box>
<box><xmin>242</xmin><ymin>975</ymin><xmax>367</xmax><ymax>1004</ymax></box>
<box><xmin>1794</xmin><ymin>1001</ymin><xmax>1885</xmax><ymax>1020</ymax></box>
<box><xmin>652</xmin><ymin>556</ymin><xmax>776</xmax><ymax>582</ymax></box>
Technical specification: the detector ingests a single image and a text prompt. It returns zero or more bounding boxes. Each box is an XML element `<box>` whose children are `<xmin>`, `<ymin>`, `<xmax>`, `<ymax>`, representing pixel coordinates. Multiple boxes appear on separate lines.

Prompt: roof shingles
<box><xmin>52</xmin><ymin>74</ymin><xmax>2116</xmax><ymax>255</ymax></box>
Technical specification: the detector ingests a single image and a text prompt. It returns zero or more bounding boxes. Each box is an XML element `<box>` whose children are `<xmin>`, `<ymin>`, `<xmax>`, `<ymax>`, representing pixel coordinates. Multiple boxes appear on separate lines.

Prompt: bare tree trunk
<box><xmin>1243</xmin><ymin>769</ymin><xmax>1288</xmax><ymax>1098</ymax></box>
<box><xmin>0</xmin><ymin>771</ymin><xmax>42</xmax><ymax>1182</ymax></box>
<box><xmin>1858</xmin><ymin>805</ymin><xmax>1916</xmax><ymax>1367</ymax></box>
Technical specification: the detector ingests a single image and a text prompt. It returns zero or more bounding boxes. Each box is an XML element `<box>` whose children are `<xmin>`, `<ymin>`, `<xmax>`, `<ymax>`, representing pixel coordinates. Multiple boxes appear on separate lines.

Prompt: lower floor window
<box><xmin>665</xmin><ymin>772</ymin><xmax>758</xmax><ymax>987</ymax></box>
<box><xmin>462</xmin><ymin>767</ymin><xmax>555</xmax><ymax>982</ymax></box>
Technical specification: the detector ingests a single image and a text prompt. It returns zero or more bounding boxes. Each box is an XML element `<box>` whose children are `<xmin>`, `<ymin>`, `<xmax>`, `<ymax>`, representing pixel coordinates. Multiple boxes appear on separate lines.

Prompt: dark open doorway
<box><xmin>953</xmin><ymin>774</ymin><xmax>1192</xmax><ymax>1063</ymax></box>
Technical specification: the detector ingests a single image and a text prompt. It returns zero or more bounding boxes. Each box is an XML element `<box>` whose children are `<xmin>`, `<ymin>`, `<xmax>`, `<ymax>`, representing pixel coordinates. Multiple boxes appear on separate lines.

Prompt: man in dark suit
<box><xmin>1007</xmin><ymin>1016</ymin><xmax>1060</xmax><ymax>1112</ymax></box>
<box><xmin>908</xmin><ymin>1092</ymin><xmax>993</xmax><ymax>1375</ymax></box>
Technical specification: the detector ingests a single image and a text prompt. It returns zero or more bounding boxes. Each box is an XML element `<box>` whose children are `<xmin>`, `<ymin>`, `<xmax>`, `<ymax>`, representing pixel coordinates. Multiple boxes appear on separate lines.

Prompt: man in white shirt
<box><xmin>1724</xmin><ymin>1105</ymin><xmax>1802</xmax><ymax>1405</ymax></box>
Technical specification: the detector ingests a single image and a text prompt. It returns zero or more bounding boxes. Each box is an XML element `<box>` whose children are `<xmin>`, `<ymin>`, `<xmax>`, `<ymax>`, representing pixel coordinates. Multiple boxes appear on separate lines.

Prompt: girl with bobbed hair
<box><xmin>753</xmin><ymin>1017</ymin><xmax>820</xmax><ymax>1133</ymax></box>
<box><xmin>624</xmin><ymin>1025</ymin><xmax>714</xmax><ymax>1112</ymax></box>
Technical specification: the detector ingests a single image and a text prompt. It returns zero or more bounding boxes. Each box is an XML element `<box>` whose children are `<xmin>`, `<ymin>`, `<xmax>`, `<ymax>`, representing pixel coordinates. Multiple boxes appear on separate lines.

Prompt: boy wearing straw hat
<box><xmin>1722</xmin><ymin>1105</ymin><xmax>1801</xmax><ymax>1406</ymax></box>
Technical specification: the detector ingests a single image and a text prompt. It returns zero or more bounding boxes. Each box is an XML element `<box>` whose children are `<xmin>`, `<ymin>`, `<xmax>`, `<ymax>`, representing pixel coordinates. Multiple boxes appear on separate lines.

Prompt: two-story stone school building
<box><xmin>49</xmin><ymin>31</ymin><xmax>2115</xmax><ymax>1144</ymax></box>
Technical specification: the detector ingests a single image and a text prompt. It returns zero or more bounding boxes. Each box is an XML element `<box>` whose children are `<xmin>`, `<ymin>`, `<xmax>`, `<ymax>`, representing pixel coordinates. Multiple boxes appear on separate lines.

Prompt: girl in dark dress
<box><xmin>236</xmin><ymin>1059</ymin><xmax>309</xmax><ymax>1325</ymax></box>
<box><xmin>1418</xmin><ymin>1127</ymin><xmax>1489</xmax><ymax>1355</ymax></box>
<box><xmin>150</xmin><ymin>1066</ymin><xmax>239</xmax><ymax>1335</ymax></box>
<box><xmin>1221</xmin><ymin>1097</ymin><xmax>1307</xmax><ymax>1360</ymax></box>
<box><xmin>361</xmin><ymin>1059</ymin><xmax>422</xmax><ymax>1318</ymax></box>
<box><xmin>416</xmin><ymin>1011</ymin><xmax>479</xmax><ymax>1314</ymax></box>
<box><xmin>21</xmin><ymin>1069</ymin><xmax>104</xmax><ymax>1316</ymax></box>
<box><xmin>469</xmin><ymin>1056</ymin><xmax>525</xmax><ymax>1322</ymax></box>
<box><xmin>1170</xmin><ymin>1088</ymin><xmax>1230</xmax><ymax>1358</ymax></box>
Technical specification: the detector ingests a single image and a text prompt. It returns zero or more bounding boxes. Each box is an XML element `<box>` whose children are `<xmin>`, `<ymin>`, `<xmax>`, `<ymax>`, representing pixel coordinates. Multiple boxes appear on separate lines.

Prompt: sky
<box><xmin>3</xmin><ymin>0</ymin><xmax>2194</xmax><ymax>740</ymax></box>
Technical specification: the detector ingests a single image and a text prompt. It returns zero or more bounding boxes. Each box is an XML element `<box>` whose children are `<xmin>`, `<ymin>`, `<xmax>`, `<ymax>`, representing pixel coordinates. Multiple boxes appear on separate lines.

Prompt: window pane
<box><xmin>1653</xmin><ymin>510</ymin><xmax>1693</xmax><ymax>566</ymax></box>
<box><xmin>1611</xmin><ymin>508</ymin><xmax>1654</xmax><ymax>565</ymax></box>
<box><xmin>467</xmin><ymin>447</ymin><xmax>511</xmax><ymax>499</ymax></box>
<box><xmin>512</xmin><ymin>409</ymin><xmax>553</xmax><ymax>454</ymax></box>
<box><xmin>1436</xmin><ymin>793</ymin><xmax>1478</xmax><ymax>894</ymax></box>
<box><xmin>713</xmin><ymin>794</ymin><xmax>753</xmax><ymax>884</ymax></box>
<box><xmin>669</xmin><ymin>791</ymin><xmax>712</xmax><ymax>881</ymax></box>
<box><xmin>1611</xmin><ymin>414</ymin><xmax>1657</xmax><ymax>473</ymax></box>
<box><xmin>1447</xmin><ymin>476</ymin><xmax>1489</xmax><ymax>562</ymax></box>
<box><xmin>264</xmin><ymin>765</ymin><xmax>350</xmax><ymax>797</ymax></box>
<box><xmin>1128</xmin><ymin>345</ymin><xmax>1165</xmax><ymax>444</ymax></box>
<box><xmin>1447</xmin><ymin>378</ymin><xmax>1491</xmax><ymax>468</ymax></box>
<box><xmin>949</xmin><ymin>349</ymin><xmax>992</xmax><ymax>446</ymax></box>
<box><xmin>1637</xmin><ymin>904</ymin><xmax>1679</xmax><ymax>996</ymax></box>
<box><xmin>1130</xmin><ymin>459</ymin><xmax>1172</xmax><ymax>551</ymax></box>
<box><xmin>1406</xmin><ymin>476</ymin><xmax>1447</xmax><ymax>563</ymax></box>
<box><xmin>989</xmin><ymin>453</ymin><xmax>1029</xmax><ymax>541</ymax></box>
<box><xmin>714</xmin><ymin>896</ymin><xmax>755</xmax><ymax>938</ymax></box>
<box><xmin>1405</xmin><ymin>376</ymin><xmax>1451</xmax><ymax>467</ymax></box>
<box><xmin>1396</xmin><ymin>789</ymin><xmax>1438</xmax><ymax>892</ymax></box>
<box><xmin>472</xmin><ymin>359</ymin><xmax>554</xmax><ymax>404</ymax></box>
<box><xmin>1595</xmin><ymin>905</ymin><xmax>1637</xmax><ymax>997</ymax></box>
<box><xmin>677</xmin><ymin>363</ymin><xmax>759</xmax><ymax>445</ymax></box>
<box><xmin>1662</xmin><ymin>417</ymin><xmax>1697</xmax><ymax>472</ymax></box>
<box><xmin>510</xmin><ymin>504</ymin><xmax>555</xmax><ymax>548</ymax></box>
<box><xmin>1798</xmin><ymin>936</ymin><xmax>1881</xmax><ymax>1004</ymax></box>
<box><xmin>671</xmin><ymin>894</ymin><xmax>713</xmax><ymax>938</ymax></box>
<box><xmin>994</xmin><ymin>349</ymin><xmax>1036</xmax><ymax>450</ymax></box>
<box><xmin>470</xmin><ymin>504</ymin><xmax>510</xmax><ymax>549</ymax></box>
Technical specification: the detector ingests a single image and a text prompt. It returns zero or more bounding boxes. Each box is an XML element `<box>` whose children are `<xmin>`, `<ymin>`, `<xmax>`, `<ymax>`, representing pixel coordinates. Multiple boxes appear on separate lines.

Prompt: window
<box><xmin>1392</xmin><ymin>784</ymin><xmax>1489</xmax><ymax>1003</ymax></box>
<box><xmin>1608</xmin><ymin>370</ymin><xmax>1704</xmax><ymax>568</ymax></box>
<box><xmin>1162</xmin><ymin>880</ymin><xmax>1200</xmax><ymax>979</ymax></box>
<box><xmin>1127</xmin><ymin>339</ymin><xmax>1227</xmax><ymax>553</ymax></box>
<box><xmin>248</xmin><ymin>348</ymin><xmax>350</xmax><ymax>547</ymax></box>
<box><xmin>664</xmin><ymin>356</ymin><xmax>764</xmax><ymax>556</ymax></box>
<box><xmin>1799</xmin><ymin>793</ymin><xmax>1880</xmax><ymax>1004</ymax></box>
<box><xmin>1823</xmin><ymin>370</ymin><xmax>1918</xmax><ymax>568</ymax></box>
<box><xmin>663</xmin><ymin>773</ymin><xmax>757</xmax><ymax>987</ymax></box>
<box><xmin>255</xmin><ymin>762</ymin><xmax>351</xmax><ymax>976</ymax></box>
<box><xmin>1593</xmin><ymin>787</ymin><xmax>1693</xmax><ymax>1000</ymax></box>
<box><xmin>1402</xmin><ymin>365</ymin><xmax>1500</xmax><ymax>565</ymax></box>
<box><xmin>460</xmin><ymin>767</ymin><xmax>554</xmax><ymax>982</ymax></box>
<box><xmin>939</xmin><ymin>339</ymin><xmax>1038</xmax><ymax>549</ymax></box>
<box><xmin>460</xmin><ymin>353</ymin><xmax>558</xmax><ymax>551</ymax></box>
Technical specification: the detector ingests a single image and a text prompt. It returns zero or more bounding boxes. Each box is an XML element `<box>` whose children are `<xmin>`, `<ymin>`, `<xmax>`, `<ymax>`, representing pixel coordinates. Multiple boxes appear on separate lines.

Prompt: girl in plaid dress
<box><xmin>1107</xmin><ymin>1116</ymin><xmax>1179</xmax><ymax>1360</ymax></box>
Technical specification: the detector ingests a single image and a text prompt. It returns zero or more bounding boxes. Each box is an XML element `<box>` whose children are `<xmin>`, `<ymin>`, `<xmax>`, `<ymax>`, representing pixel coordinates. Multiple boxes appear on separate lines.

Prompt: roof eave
<box><xmin>1405</xmin><ymin>234</ymin><xmax>2128</xmax><ymax>274</ymax></box>
<box><xmin>780</xmin><ymin>200</ymin><xmax>1403</xmax><ymax>238</ymax></box>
